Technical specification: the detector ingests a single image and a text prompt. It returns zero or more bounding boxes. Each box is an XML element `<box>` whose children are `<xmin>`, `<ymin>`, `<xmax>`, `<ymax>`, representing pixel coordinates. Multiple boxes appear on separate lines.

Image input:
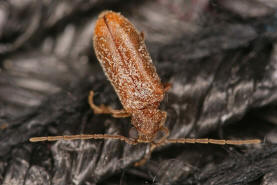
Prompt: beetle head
<box><xmin>131</xmin><ymin>109</ymin><xmax>167</xmax><ymax>142</ymax></box>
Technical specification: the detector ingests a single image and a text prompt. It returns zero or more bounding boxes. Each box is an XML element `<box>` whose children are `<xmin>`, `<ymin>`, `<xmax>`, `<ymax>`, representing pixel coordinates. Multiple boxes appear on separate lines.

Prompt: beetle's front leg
<box><xmin>88</xmin><ymin>91</ymin><xmax>130</xmax><ymax>118</ymax></box>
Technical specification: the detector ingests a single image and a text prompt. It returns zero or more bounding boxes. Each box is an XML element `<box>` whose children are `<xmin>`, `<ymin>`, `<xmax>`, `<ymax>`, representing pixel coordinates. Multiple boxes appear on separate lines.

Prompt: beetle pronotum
<box><xmin>30</xmin><ymin>11</ymin><xmax>261</xmax><ymax>166</ymax></box>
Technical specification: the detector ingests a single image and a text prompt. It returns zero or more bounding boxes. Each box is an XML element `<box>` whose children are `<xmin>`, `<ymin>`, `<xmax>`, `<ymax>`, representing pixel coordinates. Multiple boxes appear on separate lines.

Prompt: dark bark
<box><xmin>0</xmin><ymin>0</ymin><xmax>277</xmax><ymax>184</ymax></box>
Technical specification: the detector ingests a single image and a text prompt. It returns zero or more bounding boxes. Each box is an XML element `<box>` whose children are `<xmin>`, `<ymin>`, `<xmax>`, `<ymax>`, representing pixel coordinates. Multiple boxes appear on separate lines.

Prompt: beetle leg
<box><xmin>134</xmin><ymin>143</ymin><xmax>156</xmax><ymax>166</ymax></box>
<box><xmin>140</xmin><ymin>31</ymin><xmax>144</xmax><ymax>41</ymax></box>
<box><xmin>112</xmin><ymin>111</ymin><xmax>130</xmax><ymax>118</ymax></box>
<box><xmin>89</xmin><ymin>91</ymin><xmax>130</xmax><ymax>118</ymax></box>
<box><xmin>164</xmin><ymin>83</ymin><xmax>172</xmax><ymax>92</ymax></box>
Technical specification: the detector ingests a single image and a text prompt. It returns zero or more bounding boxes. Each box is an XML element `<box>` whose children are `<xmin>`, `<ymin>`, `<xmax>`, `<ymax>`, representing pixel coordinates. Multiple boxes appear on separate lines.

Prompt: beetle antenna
<box><xmin>29</xmin><ymin>134</ymin><xmax>138</xmax><ymax>145</ymax></box>
<box><xmin>165</xmin><ymin>138</ymin><xmax>261</xmax><ymax>145</ymax></box>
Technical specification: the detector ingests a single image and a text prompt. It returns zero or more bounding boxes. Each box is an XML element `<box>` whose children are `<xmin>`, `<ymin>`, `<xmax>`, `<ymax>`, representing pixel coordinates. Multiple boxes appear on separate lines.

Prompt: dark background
<box><xmin>0</xmin><ymin>0</ymin><xmax>277</xmax><ymax>184</ymax></box>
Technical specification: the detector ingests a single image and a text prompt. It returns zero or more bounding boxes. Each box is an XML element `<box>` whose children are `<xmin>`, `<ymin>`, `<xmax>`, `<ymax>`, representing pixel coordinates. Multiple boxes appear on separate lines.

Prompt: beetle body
<box><xmin>93</xmin><ymin>11</ymin><xmax>167</xmax><ymax>141</ymax></box>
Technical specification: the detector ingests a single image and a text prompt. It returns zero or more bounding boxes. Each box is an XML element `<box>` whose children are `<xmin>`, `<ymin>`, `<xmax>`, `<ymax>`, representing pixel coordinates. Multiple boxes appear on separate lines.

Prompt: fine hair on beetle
<box><xmin>30</xmin><ymin>11</ymin><xmax>261</xmax><ymax>166</ymax></box>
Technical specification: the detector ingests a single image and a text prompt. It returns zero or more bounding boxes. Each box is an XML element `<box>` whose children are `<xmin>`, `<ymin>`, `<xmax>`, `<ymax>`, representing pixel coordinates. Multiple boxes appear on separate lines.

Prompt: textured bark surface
<box><xmin>0</xmin><ymin>0</ymin><xmax>277</xmax><ymax>185</ymax></box>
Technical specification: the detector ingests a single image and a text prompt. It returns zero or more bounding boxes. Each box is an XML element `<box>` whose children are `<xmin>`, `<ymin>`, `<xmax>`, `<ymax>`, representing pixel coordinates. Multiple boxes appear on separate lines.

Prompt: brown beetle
<box><xmin>92</xmin><ymin>11</ymin><xmax>170</xmax><ymax>143</ymax></box>
<box><xmin>30</xmin><ymin>11</ymin><xmax>261</xmax><ymax>166</ymax></box>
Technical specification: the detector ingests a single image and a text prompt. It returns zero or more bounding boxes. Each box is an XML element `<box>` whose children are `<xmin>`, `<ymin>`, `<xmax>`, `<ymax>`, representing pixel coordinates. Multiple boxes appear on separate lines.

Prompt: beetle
<box><xmin>91</xmin><ymin>10</ymin><xmax>171</xmax><ymax>143</ymax></box>
<box><xmin>30</xmin><ymin>11</ymin><xmax>261</xmax><ymax>166</ymax></box>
